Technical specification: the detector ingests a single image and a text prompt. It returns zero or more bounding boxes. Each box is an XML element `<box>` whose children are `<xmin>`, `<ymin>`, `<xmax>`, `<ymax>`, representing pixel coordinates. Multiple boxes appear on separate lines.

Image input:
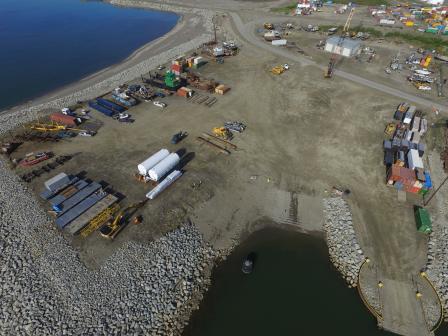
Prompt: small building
<box><xmin>324</xmin><ymin>36</ymin><xmax>361</xmax><ymax>57</ymax></box>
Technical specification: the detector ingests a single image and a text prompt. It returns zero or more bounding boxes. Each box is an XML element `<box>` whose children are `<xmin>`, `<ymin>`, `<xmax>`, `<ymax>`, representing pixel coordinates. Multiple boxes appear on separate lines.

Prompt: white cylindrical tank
<box><xmin>137</xmin><ymin>149</ymin><xmax>169</xmax><ymax>176</ymax></box>
<box><xmin>146</xmin><ymin>170</ymin><xmax>182</xmax><ymax>200</ymax></box>
<box><xmin>148</xmin><ymin>153</ymin><xmax>180</xmax><ymax>181</ymax></box>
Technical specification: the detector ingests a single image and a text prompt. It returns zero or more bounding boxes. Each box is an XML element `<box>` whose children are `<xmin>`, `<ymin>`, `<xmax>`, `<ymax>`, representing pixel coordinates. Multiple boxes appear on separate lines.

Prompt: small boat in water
<box><xmin>242</xmin><ymin>254</ymin><xmax>255</xmax><ymax>274</ymax></box>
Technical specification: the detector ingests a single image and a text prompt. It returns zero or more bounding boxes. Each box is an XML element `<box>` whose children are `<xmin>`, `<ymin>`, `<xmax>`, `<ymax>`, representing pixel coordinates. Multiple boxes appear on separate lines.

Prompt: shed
<box><xmin>324</xmin><ymin>37</ymin><xmax>361</xmax><ymax>57</ymax></box>
<box><xmin>415</xmin><ymin>207</ymin><xmax>432</xmax><ymax>233</ymax></box>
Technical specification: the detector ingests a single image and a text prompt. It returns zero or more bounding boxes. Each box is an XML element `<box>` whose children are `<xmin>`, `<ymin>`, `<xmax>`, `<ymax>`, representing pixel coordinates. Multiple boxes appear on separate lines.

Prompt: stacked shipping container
<box><xmin>384</xmin><ymin>103</ymin><xmax>432</xmax><ymax>195</ymax></box>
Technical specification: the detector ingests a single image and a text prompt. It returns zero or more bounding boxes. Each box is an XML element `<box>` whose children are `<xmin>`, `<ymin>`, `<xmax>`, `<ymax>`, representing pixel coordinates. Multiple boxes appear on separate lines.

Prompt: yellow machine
<box><xmin>212</xmin><ymin>127</ymin><xmax>233</xmax><ymax>140</ymax></box>
<box><xmin>80</xmin><ymin>204</ymin><xmax>120</xmax><ymax>238</ymax></box>
<box><xmin>29</xmin><ymin>123</ymin><xmax>67</xmax><ymax>132</ymax></box>
<box><xmin>271</xmin><ymin>65</ymin><xmax>285</xmax><ymax>75</ymax></box>
<box><xmin>384</xmin><ymin>123</ymin><xmax>396</xmax><ymax>137</ymax></box>
<box><xmin>99</xmin><ymin>200</ymin><xmax>147</xmax><ymax>239</ymax></box>
<box><xmin>264</xmin><ymin>23</ymin><xmax>274</xmax><ymax>30</ymax></box>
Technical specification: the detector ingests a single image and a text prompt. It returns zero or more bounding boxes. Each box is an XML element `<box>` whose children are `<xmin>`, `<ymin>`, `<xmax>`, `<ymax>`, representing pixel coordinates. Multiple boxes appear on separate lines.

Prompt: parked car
<box><xmin>157</xmin><ymin>65</ymin><xmax>165</xmax><ymax>70</ymax></box>
<box><xmin>171</xmin><ymin>131</ymin><xmax>188</xmax><ymax>144</ymax></box>
<box><xmin>79</xmin><ymin>131</ymin><xmax>94</xmax><ymax>137</ymax></box>
<box><xmin>153</xmin><ymin>101</ymin><xmax>167</xmax><ymax>108</ymax></box>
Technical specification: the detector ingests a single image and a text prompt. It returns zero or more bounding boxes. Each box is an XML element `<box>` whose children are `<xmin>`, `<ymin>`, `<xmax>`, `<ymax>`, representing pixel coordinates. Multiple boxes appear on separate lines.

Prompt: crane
<box><xmin>324</xmin><ymin>7</ymin><xmax>355</xmax><ymax>79</ymax></box>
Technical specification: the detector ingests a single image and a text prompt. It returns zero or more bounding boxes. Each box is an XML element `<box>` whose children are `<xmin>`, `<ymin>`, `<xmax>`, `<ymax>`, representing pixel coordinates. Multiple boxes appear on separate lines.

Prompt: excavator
<box><xmin>324</xmin><ymin>7</ymin><xmax>355</xmax><ymax>79</ymax></box>
<box><xmin>99</xmin><ymin>200</ymin><xmax>147</xmax><ymax>239</ymax></box>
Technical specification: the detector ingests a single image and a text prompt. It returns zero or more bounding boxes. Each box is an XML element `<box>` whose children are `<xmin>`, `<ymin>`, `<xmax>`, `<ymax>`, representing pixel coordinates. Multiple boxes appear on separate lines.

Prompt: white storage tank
<box><xmin>146</xmin><ymin>170</ymin><xmax>182</xmax><ymax>200</ymax></box>
<box><xmin>137</xmin><ymin>149</ymin><xmax>170</xmax><ymax>176</ymax></box>
<box><xmin>148</xmin><ymin>153</ymin><xmax>180</xmax><ymax>181</ymax></box>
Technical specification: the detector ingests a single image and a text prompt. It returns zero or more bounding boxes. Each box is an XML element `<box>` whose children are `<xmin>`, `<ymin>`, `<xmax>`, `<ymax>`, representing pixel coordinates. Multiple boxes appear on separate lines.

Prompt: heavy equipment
<box><xmin>212</xmin><ymin>127</ymin><xmax>233</xmax><ymax>140</ymax></box>
<box><xmin>324</xmin><ymin>7</ymin><xmax>355</xmax><ymax>78</ymax></box>
<box><xmin>99</xmin><ymin>200</ymin><xmax>147</xmax><ymax>239</ymax></box>
<box><xmin>384</xmin><ymin>123</ymin><xmax>396</xmax><ymax>137</ymax></box>
<box><xmin>264</xmin><ymin>22</ymin><xmax>274</xmax><ymax>30</ymax></box>
<box><xmin>80</xmin><ymin>203</ymin><xmax>120</xmax><ymax>238</ymax></box>
<box><xmin>271</xmin><ymin>65</ymin><xmax>286</xmax><ymax>75</ymax></box>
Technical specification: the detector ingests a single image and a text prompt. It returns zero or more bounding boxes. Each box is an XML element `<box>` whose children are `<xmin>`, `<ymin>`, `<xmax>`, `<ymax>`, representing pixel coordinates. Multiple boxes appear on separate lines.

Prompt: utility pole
<box><xmin>423</xmin><ymin>174</ymin><xmax>448</xmax><ymax>206</ymax></box>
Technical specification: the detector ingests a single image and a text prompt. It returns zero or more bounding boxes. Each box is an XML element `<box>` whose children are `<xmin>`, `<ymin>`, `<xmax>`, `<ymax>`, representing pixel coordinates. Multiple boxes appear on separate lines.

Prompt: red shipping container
<box><xmin>171</xmin><ymin>64</ymin><xmax>183</xmax><ymax>73</ymax></box>
<box><xmin>50</xmin><ymin>113</ymin><xmax>77</xmax><ymax>127</ymax></box>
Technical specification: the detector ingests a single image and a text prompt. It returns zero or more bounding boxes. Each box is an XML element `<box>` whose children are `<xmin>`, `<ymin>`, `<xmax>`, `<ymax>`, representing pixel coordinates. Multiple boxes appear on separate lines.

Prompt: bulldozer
<box><xmin>213</xmin><ymin>127</ymin><xmax>233</xmax><ymax>140</ymax></box>
<box><xmin>99</xmin><ymin>200</ymin><xmax>147</xmax><ymax>239</ymax></box>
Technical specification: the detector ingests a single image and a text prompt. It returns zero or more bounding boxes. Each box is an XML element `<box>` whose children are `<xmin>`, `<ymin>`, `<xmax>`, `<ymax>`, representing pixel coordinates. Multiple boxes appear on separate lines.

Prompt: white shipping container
<box><xmin>146</xmin><ymin>170</ymin><xmax>182</xmax><ymax>200</ymax></box>
<box><xmin>406</xmin><ymin>131</ymin><xmax>413</xmax><ymax>141</ymax></box>
<box><xmin>137</xmin><ymin>149</ymin><xmax>170</xmax><ymax>176</ymax></box>
<box><xmin>193</xmin><ymin>57</ymin><xmax>204</xmax><ymax>65</ymax></box>
<box><xmin>272</xmin><ymin>39</ymin><xmax>287</xmax><ymax>46</ymax></box>
<box><xmin>419</xmin><ymin>118</ymin><xmax>428</xmax><ymax>135</ymax></box>
<box><xmin>380</xmin><ymin>19</ymin><xmax>396</xmax><ymax>25</ymax></box>
<box><xmin>45</xmin><ymin>173</ymin><xmax>68</xmax><ymax>191</ymax></box>
<box><xmin>412</xmin><ymin>132</ymin><xmax>421</xmax><ymax>144</ymax></box>
<box><xmin>412</xmin><ymin>116</ymin><xmax>421</xmax><ymax>132</ymax></box>
<box><xmin>408</xmin><ymin>149</ymin><xmax>424</xmax><ymax>170</ymax></box>
<box><xmin>148</xmin><ymin>153</ymin><xmax>180</xmax><ymax>181</ymax></box>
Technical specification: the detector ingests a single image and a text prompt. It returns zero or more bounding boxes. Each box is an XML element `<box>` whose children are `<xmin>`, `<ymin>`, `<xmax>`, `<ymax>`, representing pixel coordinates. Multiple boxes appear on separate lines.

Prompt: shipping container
<box><xmin>415</xmin><ymin>207</ymin><xmax>431</xmax><ymax>233</ymax></box>
<box><xmin>54</xmin><ymin>182</ymin><xmax>101</xmax><ymax>214</ymax></box>
<box><xmin>55</xmin><ymin>191</ymin><xmax>107</xmax><ymax>229</ymax></box>
<box><xmin>408</xmin><ymin>149</ymin><xmax>424</xmax><ymax>170</ymax></box>
<box><xmin>97</xmin><ymin>98</ymin><xmax>126</xmax><ymax>113</ymax></box>
<box><xmin>88</xmin><ymin>101</ymin><xmax>115</xmax><ymax>117</ymax></box>
<box><xmin>49</xmin><ymin>180</ymin><xmax>89</xmax><ymax>207</ymax></box>
<box><xmin>44</xmin><ymin>173</ymin><xmax>69</xmax><ymax>191</ymax></box>
<box><xmin>272</xmin><ymin>39</ymin><xmax>287</xmax><ymax>46</ymax></box>
<box><xmin>41</xmin><ymin>177</ymin><xmax>79</xmax><ymax>200</ymax></box>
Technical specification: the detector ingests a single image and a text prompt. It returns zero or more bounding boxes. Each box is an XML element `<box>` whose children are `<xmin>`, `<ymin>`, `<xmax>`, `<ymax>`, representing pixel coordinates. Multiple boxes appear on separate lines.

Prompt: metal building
<box><xmin>324</xmin><ymin>36</ymin><xmax>361</xmax><ymax>57</ymax></box>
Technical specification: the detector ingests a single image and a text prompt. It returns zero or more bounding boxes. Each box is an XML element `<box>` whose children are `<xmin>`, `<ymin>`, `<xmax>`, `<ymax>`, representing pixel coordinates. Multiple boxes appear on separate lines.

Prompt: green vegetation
<box><xmin>384</xmin><ymin>32</ymin><xmax>448</xmax><ymax>54</ymax></box>
<box><xmin>332</xmin><ymin>0</ymin><xmax>388</xmax><ymax>5</ymax></box>
<box><xmin>350</xmin><ymin>26</ymin><xmax>383</xmax><ymax>38</ymax></box>
<box><xmin>271</xmin><ymin>2</ymin><xmax>296</xmax><ymax>14</ymax></box>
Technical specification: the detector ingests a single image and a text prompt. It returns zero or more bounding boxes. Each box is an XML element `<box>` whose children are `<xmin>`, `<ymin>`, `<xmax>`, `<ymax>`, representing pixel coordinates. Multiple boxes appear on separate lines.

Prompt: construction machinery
<box><xmin>99</xmin><ymin>200</ymin><xmax>147</xmax><ymax>239</ymax></box>
<box><xmin>264</xmin><ymin>22</ymin><xmax>274</xmax><ymax>30</ymax></box>
<box><xmin>324</xmin><ymin>7</ymin><xmax>355</xmax><ymax>78</ymax></box>
<box><xmin>271</xmin><ymin>65</ymin><xmax>286</xmax><ymax>75</ymax></box>
<box><xmin>384</xmin><ymin>123</ymin><xmax>396</xmax><ymax>137</ymax></box>
<box><xmin>80</xmin><ymin>203</ymin><xmax>120</xmax><ymax>237</ymax></box>
<box><xmin>213</xmin><ymin>127</ymin><xmax>233</xmax><ymax>140</ymax></box>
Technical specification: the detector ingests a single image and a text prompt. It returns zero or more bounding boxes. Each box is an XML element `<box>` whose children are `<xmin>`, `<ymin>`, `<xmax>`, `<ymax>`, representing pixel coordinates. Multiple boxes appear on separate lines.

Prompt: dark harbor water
<box><xmin>184</xmin><ymin>228</ymin><xmax>398</xmax><ymax>336</ymax></box>
<box><xmin>0</xmin><ymin>0</ymin><xmax>178</xmax><ymax>110</ymax></box>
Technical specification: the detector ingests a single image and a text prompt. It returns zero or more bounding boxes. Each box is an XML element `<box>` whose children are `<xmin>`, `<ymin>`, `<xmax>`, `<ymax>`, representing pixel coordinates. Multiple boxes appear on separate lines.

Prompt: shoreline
<box><xmin>0</xmin><ymin>0</ymin><xmax>214</xmax><ymax>130</ymax></box>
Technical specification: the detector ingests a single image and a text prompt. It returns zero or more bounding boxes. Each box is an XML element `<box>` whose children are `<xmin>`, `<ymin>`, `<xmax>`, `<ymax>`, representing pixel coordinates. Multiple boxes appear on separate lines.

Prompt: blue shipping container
<box><xmin>55</xmin><ymin>191</ymin><xmax>107</xmax><ymax>229</ymax></box>
<box><xmin>424</xmin><ymin>172</ymin><xmax>432</xmax><ymax>189</ymax></box>
<box><xmin>97</xmin><ymin>98</ymin><xmax>127</xmax><ymax>113</ymax></box>
<box><xmin>88</xmin><ymin>101</ymin><xmax>115</xmax><ymax>117</ymax></box>
<box><xmin>49</xmin><ymin>180</ymin><xmax>89</xmax><ymax>207</ymax></box>
<box><xmin>54</xmin><ymin>182</ymin><xmax>101</xmax><ymax>214</ymax></box>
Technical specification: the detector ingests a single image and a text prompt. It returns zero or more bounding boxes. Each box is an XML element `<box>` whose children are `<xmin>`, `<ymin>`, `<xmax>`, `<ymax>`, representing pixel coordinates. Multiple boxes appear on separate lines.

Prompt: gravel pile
<box><xmin>0</xmin><ymin>158</ymin><xmax>217</xmax><ymax>335</ymax></box>
<box><xmin>424</xmin><ymin>224</ymin><xmax>448</xmax><ymax>318</ymax></box>
<box><xmin>323</xmin><ymin>197</ymin><xmax>365</xmax><ymax>287</ymax></box>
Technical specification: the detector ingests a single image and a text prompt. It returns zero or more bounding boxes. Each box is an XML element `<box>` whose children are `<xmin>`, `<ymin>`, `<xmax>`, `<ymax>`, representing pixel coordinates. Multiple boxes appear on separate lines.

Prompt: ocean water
<box><xmin>184</xmin><ymin>228</ymin><xmax>397</xmax><ymax>336</ymax></box>
<box><xmin>0</xmin><ymin>0</ymin><xmax>178</xmax><ymax>111</ymax></box>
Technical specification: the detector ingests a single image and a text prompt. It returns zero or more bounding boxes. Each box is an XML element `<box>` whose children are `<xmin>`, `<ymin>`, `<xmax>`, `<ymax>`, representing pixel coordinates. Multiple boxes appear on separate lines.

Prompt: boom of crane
<box><xmin>324</xmin><ymin>7</ymin><xmax>355</xmax><ymax>79</ymax></box>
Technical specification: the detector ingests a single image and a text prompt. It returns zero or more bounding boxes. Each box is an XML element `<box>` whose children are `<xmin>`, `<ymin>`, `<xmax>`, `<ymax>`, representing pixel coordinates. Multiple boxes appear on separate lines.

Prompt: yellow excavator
<box><xmin>99</xmin><ymin>200</ymin><xmax>147</xmax><ymax>239</ymax></box>
<box><xmin>212</xmin><ymin>127</ymin><xmax>233</xmax><ymax>140</ymax></box>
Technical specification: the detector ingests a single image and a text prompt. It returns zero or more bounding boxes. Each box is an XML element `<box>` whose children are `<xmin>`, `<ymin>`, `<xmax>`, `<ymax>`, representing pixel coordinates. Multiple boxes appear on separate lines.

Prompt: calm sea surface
<box><xmin>184</xmin><ymin>228</ymin><xmax>401</xmax><ymax>336</ymax></box>
<box><xmin>0</xmin><ymin>0</ymin><xmax>178</xmax><ymax>110</ymax></box>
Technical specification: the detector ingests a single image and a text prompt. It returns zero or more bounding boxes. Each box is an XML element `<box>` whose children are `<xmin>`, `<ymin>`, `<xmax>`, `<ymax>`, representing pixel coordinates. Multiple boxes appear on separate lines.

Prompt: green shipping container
<box><xmin>415</xmin><ymin>208</ymin><xmax>432</xmax><ymax>233</ymax></box>
<box><xmin>425</xmin><ymin>28</ymin><xmax>438</xmax><ymax>34</ymax></box>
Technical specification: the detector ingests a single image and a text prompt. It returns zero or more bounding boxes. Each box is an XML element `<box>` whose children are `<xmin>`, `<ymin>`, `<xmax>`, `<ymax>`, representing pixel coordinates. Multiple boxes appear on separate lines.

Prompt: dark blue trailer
<box><xmin>49</xmin><ymin>180</ymin><xmax>89</xmax><ymax>207</ymax></box>
<box><xmin>88</xmin><ymin>101</ymin><xmax>115</xmax><ymax>117</ymax></box>
<box><xmin>55</xmin><ymin>191</ymin><xmax>107</xmax><ymax>229</ymax></box>
<box><xmin>54</xmin><ymin>182</ymin><xmax>101</xmax><ymax>214</ymax></box>
<box><xmin>97</xmin><ymin>98</ymin><xmax>127</xmax><ymax>113</ymax></box>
